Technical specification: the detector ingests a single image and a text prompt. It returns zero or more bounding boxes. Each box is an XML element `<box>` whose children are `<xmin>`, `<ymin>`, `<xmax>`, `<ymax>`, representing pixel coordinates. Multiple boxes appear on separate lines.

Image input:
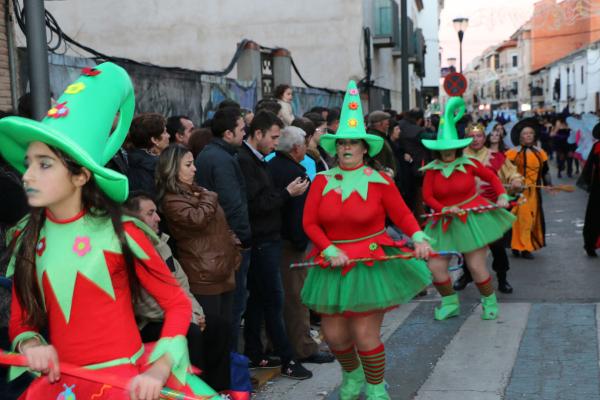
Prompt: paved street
<box><xmin>255</xmin><ymin>172</ymin><xmax>600</xmax><ymax>399</ymax></box>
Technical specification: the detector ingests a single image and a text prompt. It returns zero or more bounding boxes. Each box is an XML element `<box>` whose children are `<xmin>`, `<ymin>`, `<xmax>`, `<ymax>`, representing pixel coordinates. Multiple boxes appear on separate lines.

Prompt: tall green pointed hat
<box><xmin>0</xmin><ymin>62</ymin><xmax>134</xmax><ymax>203</ymax></box>
<box><xmin>422</xmin><ymin>96</ymin><xmax>472</xmax><ymax>151</ymax></box>
<box><xmin>320</xmin><ymin>80</ymin><xmax>384</xmax><ymax>157</ymax></box>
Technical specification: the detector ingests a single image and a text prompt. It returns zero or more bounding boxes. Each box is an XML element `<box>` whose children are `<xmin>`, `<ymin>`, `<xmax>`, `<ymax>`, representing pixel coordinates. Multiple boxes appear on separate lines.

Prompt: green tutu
<box><xmin>424</xmin><ymin>208</ymin><xmax>515</xmax><ymax>254</ymax></box>
<box><xmin>301</xmin><ymin>247</ymin><xmax>431</xmax><ymax>316</ymax></box>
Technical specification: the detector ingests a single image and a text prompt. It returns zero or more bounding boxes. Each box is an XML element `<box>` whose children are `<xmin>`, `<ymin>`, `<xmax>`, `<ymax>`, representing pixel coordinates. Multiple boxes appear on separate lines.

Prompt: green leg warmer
<box><xmin>481</xmin><ymin>293</ymin><xmax>499</xmax><ymax>320</ymax></box>
<box><xmin>365</xmin><ymin>381</ymin><xmax>390</xmax><ymax>400</ymax></box>
<box><xmin>434</xmin><ymin>293</ymin><xmax>460</xmax><ymax>321</ymax></box>
<box><xmin>339</xmin><ymin>364</ymin><xmax>365</xmax><ymax>400</ymax></box>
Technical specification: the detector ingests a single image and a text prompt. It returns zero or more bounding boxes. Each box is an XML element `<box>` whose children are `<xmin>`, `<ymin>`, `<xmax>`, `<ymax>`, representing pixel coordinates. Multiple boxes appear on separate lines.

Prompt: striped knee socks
<box><xmin>476</xmin><ymin>277</ymin><xmax>494</xmax><ymax>297</ymax></box>
<box><xmin>331</xmin><ymin>345</ymin><xmax>360</xmax><ymax>372</ymax></box>
<box><xmin>358</xmin><ymin>343</ymin><xmax>386</xmax><ymax>384</ymax></box>
<box><xmin>434</xmin><ymin>278</ymin><xmax>455</xmax><ymax>297</ymax></box>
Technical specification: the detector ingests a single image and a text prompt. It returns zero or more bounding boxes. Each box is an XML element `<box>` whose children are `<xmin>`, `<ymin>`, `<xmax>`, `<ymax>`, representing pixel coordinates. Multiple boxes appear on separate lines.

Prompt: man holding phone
<box><xmin>268</xmin><ymin>126</ymin><xmax>335</xmax><ymax>365</ymax></box>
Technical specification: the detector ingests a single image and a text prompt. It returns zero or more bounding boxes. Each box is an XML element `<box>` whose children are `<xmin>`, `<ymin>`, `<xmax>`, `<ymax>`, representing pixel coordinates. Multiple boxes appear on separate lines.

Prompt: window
<box><xmin>373</xmin><ymin>0</ymin><xmax>399</xmax><ymax>48</ymax></box>
<box><xmin>512</xmin><ymin>81</ymin><xmax>519</xmax><ymax>95</ymax></box>
<box><xmin>512</xmin><ymin>55</ymin><xmax>518</xmax><ymax>67</ymax></box>
<box><xmin>374</xmin><ymin>0</ymin><xmax>392</xmax><ymax>36</ymax></box>
<box><xmin>494</xmin><ymin>54</ymin><xmax>500</xmax><ymax>70</ymax></box>
<box><xmin>581</xmin><ymin>66</ymin><xmax>585</xmax><ymax>84</ymax></box>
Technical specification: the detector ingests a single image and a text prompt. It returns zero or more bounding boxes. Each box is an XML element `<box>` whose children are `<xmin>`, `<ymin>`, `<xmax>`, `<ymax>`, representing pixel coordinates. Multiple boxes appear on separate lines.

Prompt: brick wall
<box><xmin>531</xmin><ymin>0</ymin><xmax>600</xmax><ymax>71</ymax></box>
<box><xmin>0</xmin><ymin>2</ymin><xmax>14</xmax><ymax>111</ymax></box>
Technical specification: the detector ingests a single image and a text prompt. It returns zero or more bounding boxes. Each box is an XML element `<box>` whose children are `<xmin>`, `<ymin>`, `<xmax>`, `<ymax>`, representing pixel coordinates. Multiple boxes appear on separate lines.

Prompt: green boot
<box><xmin>481</xmin><ymin>293</ymin><xmax>499</xmax><ymax>320</ymax></box>
<box><xmin>434</xmin><ymin>293</ymin><xmax>460</xmax><ymax>321</ymax></box>
<box><xmin>339</xmin><ymin>365</ymin><xmax>365</xmax><ymax>400</ymax></box>
<box><xmin>365</xmin><ymin>381</ymin><xmax>390</xmax><ymax>400</ymax></box>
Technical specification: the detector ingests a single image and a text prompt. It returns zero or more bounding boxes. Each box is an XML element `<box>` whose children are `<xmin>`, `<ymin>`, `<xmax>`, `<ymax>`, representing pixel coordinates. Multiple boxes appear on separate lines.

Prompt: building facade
<box><xmin>11</xmin><ymin>0</ymin><xmax>442</xmax><ymax>112</ymax></box>
<box><xmin>0</xmin><ymin>2</ymin><xmax>17</xmax><ymax>112</ymax></box>
<box><xmin>465</xmin><ymin>0</ymin><xmax>600</xmax><ymax>117</ymax></box>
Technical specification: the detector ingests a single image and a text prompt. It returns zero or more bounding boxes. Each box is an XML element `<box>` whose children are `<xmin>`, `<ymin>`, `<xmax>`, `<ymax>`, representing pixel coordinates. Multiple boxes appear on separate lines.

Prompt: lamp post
<box><xmin>453</xmin><ymin>17</ymin><xmax>469</xmax><ymax>73</ymax></box>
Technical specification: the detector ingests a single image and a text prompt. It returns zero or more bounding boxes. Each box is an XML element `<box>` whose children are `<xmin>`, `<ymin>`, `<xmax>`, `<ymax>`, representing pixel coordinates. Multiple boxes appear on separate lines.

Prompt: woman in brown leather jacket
<box><xmin>156</xmin><ymin>144</ymin><xmax>241</xmax><ymax>323</ymax></box>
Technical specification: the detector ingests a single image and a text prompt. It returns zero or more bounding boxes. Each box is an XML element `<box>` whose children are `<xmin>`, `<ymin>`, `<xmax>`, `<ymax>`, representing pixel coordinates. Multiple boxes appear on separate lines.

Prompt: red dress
<box><xmin>421</xmin><ymin>158</ymin><xmax>515</xmax><ymax>253</ymax></box>
<box><xmin>300</xmin><ymin>165</ymin><xmax>431</xmax><ymax>316</ymax></box>
<box><xmin>8</xmin><ymin>211</ymin><xmax>216</xmax><ymax>399</ymax></box>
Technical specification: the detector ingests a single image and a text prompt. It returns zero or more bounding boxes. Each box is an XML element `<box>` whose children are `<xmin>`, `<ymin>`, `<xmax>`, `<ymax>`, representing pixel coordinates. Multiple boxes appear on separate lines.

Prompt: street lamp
<box><xmin>453</xmin><ymin>17</ymin><xmax>469</xmax><ymax>73</ymax></box>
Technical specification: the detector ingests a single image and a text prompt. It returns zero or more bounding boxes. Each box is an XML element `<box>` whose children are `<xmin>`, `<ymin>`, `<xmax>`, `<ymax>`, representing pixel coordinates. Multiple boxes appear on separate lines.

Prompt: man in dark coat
<box><xmin>398</xmin><ymin>109</ymin><xmax>431</xmax><ymax>215</ymax></box>
<box><xmin>367</xmin><ymin>111</ymin><xmax>397</xmax><ymax>177</ymax></box>
<box><xmin>268</xmin><ymin>126</ymin><xmax>334</xmax><ymax>365</ymax></box>
<box><xmin>194</xmin><ymin>107</ymin><xmax>252</xmax><ymax>351</ymax></box>
<box><xmin>238</xmin><ymin>111</ymin><xmax>313</xmax><ymax>380</ymax></box>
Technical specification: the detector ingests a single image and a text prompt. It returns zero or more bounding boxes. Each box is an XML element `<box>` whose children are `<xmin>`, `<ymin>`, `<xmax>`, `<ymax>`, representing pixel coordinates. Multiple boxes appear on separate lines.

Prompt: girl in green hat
<box><xmin>301</xmin><ymin>81</ymin><xmax>433</xmax><ymax>400</ymax></box>
<box><xmin>0</xmin><ymin>63</ymin><xmax>218</xmax><ymax>399</ymax></box>
<box><xmin>420</xmin><ymin>97</ymin><xmax>516</xmax><ymax>321</ymax></box>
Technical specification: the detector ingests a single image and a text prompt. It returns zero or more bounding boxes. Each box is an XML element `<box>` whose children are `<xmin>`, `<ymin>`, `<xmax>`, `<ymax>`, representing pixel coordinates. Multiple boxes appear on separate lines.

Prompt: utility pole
<box><xmin>400</xmin><ymin>0</ymin><xmax>409</xmax><ymax>112</ymax></box>
<box><xmin>24</xmin><ymin>0</ymin><xmax>51</xmax><ymax>120</ymax></box>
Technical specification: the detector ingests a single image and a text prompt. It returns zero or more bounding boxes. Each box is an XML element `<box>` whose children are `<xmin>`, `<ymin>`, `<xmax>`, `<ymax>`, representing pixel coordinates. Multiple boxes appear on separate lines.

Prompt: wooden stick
<box><xmin>0</xmin><ymin>351</ymin><xmax>216</xmax><ymax>400</ymax></box>
<box><xmin>290</xmin><ymin>250</ymin><xmax>463</xmax><ymax>270</ymax></box>
<box><xmin>420</xmin><ymin>195</ymin><xmax>525</xmax><ymax>219</ymax></box>
<box><xmin>503</xmin><ymin>183</ymin><xmax>575</xmax><ymax>192</ymax></box>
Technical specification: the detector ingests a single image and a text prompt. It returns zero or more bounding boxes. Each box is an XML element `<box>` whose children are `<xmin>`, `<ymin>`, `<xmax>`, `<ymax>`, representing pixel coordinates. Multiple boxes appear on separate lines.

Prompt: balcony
<box><xmin>372</xmin><ymin>0</ymin><xmax>399</xmax><ymax>48</ymax></box>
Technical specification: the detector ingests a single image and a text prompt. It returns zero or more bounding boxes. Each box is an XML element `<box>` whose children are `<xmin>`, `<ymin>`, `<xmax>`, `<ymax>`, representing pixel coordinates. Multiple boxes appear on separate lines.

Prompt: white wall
<box><xmin>418</xmin><ymin>0</ymin><xmax>442</xmax><ymax>88</ymax></box>
<box><xmin>585</xmin><ymin>47</ymin><xmax>600</xmax><ymax>112</ymax></box>
<box><xmin>37</xmin><ymin>0</ymin><xmax>365</xmax><ymax>90</ymax></box>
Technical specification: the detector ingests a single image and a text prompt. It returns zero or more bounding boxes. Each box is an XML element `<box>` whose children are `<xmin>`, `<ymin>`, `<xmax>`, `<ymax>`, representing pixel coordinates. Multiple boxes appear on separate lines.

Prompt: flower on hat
<box><xmin>47</xmin><ymin>102</ymin><xmax>69</xmax><ymax>119</ymax></box>
<box><xmin>36</xmin><ymin>237</ymin><xmax>46</xmax><ymax>257</ymax></box>
<box><xmin>65</xmin><ymin>82</ymin><xmax>86</xmax><ymax>95</ymax></box>
<box><xmin>73</xmin><ymin>236</ymin><xmax>91</xmax><ymax>257</ymax></box>
<box><xmin>349</xmin><ymin>88</ymin><xmax>359</xmax><ymax>95</ymax></box>
<box><xmin>348</xmin><ymin>119</ymin><xmax>358</xmax><ymax>128</ymax></box>
<box><xmin>349</xmin><ymin>101</ymin><xmax>359</xmax><ymax>110</ymax></box>
<box><xmin>81</xmin><ymin>67</ymin><xmax>101</xmax><ymax>77</ymax></box>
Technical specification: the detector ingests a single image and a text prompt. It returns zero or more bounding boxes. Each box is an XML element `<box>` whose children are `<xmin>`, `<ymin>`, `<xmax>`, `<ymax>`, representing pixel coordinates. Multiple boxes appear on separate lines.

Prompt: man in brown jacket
<box><xmin>124</xmin><ymin>192</ymin><xmax>231</xmax><ymax>391</ymax></box>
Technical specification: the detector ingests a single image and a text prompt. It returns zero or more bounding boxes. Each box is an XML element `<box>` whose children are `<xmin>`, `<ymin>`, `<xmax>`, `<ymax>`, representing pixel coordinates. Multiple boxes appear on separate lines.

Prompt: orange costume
<box><xmin>505</xmin><ymin>146</ymin><xmax>550</xmax><ymax>253</ymax></box>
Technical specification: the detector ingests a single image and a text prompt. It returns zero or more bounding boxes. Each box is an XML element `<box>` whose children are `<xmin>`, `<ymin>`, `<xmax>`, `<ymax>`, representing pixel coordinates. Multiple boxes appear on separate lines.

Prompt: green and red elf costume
<box><xmin>301</xmin><ymin>81</ymin><xmax>431</xmax><ymax>399</ymax></box>
<box><xmin>420</xmin><ymin>97</ymin><xmax>515</xmax><ymax>321</ymax></box>
<box><xmin>0</xmin><ymin>63</ymin><xmax>218</xmax><ymax>399</ymax></box>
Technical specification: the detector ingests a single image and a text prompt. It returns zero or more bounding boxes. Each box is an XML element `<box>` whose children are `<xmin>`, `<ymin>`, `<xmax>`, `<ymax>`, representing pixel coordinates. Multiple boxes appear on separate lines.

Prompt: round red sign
<box><xmin>443</xmin><ymin>72</ymin><xmax>468</xmax><ymax>97</ymax></box>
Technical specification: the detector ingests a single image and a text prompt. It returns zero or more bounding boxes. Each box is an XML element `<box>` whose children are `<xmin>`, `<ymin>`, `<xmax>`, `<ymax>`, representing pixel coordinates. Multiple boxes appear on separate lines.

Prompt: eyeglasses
<box><xmin>336</xmin><ymin>139</ymin><xmax>361</xmax><ymax>146</ymax></box>
<box><xmin>315</xmin><ymin>128</ymin><xmax>327</xmax><ymax>134</ymax></box>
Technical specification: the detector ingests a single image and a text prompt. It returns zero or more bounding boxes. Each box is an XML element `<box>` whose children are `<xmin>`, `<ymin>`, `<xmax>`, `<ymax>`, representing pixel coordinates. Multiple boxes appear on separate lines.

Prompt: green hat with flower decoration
<box><xmin>421</xmin><ymin>96</ymin><xmax>472</xmax><ymax>151</ymax></box>
<box><xmin>319</xmin><ymin>80</ymin><xmax>384</xmax><ymax>157</ymax></box>
<box><xmin>0</xmin><ymin>62</ymin><xmax>134</xmax><ymax>203</ymax></box>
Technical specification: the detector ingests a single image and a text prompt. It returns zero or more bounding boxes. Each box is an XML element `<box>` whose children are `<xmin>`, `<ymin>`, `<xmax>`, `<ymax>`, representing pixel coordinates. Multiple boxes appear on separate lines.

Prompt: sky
<box><xmin>439</xmin><ymin>0</ymin><xmax>539</xmax><ymax>70</ymax></box>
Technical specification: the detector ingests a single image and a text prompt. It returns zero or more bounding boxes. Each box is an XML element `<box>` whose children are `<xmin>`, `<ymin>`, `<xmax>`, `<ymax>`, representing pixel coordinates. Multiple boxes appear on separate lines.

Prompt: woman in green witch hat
<box><xmin>0</xmin><ymin>63</ymin><xmax>218</xmax><ymax>399</ymax></box>
<box><xmin>301</xmin><ymin>80</ymin><xmax>433</xmax><ymax>400</ymax></box>
<box><xmin>420</xmin><ymin>97</ymin><xmax>516</xmax><ymax>321</ymax></box>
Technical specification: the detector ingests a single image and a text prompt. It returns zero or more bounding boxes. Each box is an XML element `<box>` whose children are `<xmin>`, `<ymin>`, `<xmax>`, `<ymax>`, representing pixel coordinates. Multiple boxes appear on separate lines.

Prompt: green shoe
<box><xmin>365</xmin><ymin>381</ymin><xmax>390</xmax><ymax>400</ymax></box>
<box><xmin>339</xmin><ymin>365</ymin><xmax>365</xmax><ymax>400</ymax></box>
<box><xmin>434</xmin><ymin>293</ymin><xmax>460</xmax><ymax>321</ymax></box>
<box><xmin>481</xmin><ymin>293</ymin><xmax>499</xmax><ymax>320</ymax></box>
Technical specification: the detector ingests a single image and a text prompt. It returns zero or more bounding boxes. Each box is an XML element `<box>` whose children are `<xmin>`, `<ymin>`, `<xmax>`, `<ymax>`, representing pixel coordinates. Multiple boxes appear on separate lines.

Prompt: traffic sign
<box><xmin>443</xmin><ymin>72</ymin><xmax>468</xmax><ymax>97</ymax></box>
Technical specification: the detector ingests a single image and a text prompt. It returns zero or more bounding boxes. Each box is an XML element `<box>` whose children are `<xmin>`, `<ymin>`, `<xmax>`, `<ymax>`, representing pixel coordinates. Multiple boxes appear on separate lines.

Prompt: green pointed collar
<box><xmin>7</xmin><ymin>209</ymin><xmax>152</xmax><ymax>323</ymax></box>
<box><xmin>321</xmin><ymin>164</ymin><xmax>389</xmax><ymax>201</ymax></box>
<box><xmin>420</xmin><ymin>156</ymin><xmax>477</xmax><ymax>178</ymax></box>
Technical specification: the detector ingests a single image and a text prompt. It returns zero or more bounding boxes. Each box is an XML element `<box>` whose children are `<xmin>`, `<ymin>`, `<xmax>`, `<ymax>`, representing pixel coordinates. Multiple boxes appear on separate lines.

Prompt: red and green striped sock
<box><xmin>434</xmin><ymin>278</ymin><xmax>455</xmax><ymax>297</ymax></box>
<box><xmin>476</xmin><ymin>276</ymin><xmax>494</xmax><ymax>297</ymax></box>
<box><xmin>331</xmin><ymin>345</ymin><xmax>360</xmax><ymax>373</ymax></box>
<box><xmin>358</xmin><ymin>343</ymin><xmax>385</xmax><ymax>384</ymax></box>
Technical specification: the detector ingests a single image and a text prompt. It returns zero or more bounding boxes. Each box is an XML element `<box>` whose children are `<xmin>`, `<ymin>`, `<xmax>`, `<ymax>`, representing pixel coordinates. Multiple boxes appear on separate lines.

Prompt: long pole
<box><xmin>24</xmin><ymin>0</ymin><xmax>50</xmax><ymax>120</ymax></box>
<box><xmin>458</xmin><ymin>30</ymin><xmax>464</xmax><ymax>73</ymax></box>
<box><xmin>400</xmin><ymin>0</ymin><xmax>409</xmax><ymax>111</ymax></box>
